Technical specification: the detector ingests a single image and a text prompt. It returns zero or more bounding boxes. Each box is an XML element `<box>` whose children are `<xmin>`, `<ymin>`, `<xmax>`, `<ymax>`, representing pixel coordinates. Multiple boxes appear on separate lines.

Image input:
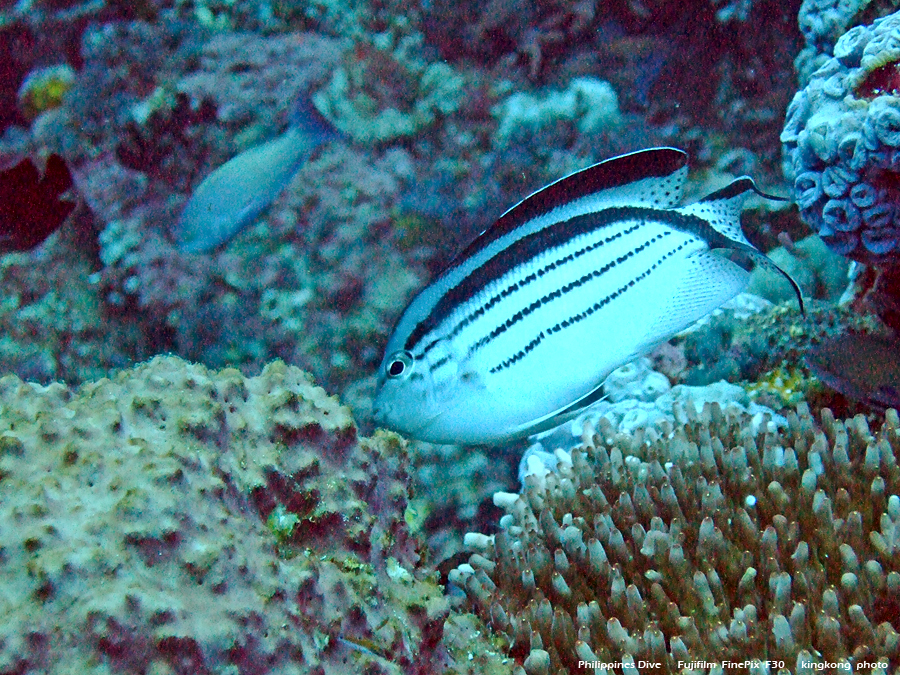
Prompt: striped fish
<box><xmin>372</xmin><ymin>148</ymin><xmax>803</xmax><ymax>445</ymax></box>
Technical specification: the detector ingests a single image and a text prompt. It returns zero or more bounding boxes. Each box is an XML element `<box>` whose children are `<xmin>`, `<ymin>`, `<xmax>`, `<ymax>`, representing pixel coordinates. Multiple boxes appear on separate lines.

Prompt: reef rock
<box><xmin>0</xmin><ymin>356</ymin><xmax>451</xmax><ymax>673</ymax></box>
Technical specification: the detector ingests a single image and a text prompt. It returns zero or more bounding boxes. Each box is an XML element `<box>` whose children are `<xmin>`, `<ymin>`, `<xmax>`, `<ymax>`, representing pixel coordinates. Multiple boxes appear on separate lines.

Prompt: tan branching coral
<box><xmin>452</xmin><ymin>403</ymin><xmax>900</xmax><ymax>674</ymax></box>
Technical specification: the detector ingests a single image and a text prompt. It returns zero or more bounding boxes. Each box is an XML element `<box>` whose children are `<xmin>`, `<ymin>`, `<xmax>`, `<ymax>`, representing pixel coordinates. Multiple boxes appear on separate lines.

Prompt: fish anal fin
<box><xmin>511</xmin><ymin>377</ymin><xmax>610</xmax><ymax>438</ymax></box>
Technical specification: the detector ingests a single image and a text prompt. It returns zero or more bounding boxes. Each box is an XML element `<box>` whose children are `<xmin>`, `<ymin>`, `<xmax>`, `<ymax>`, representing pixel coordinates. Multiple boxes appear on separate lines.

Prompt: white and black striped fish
<box><xmin>372</xmin><ymin>147</ymin><xmax>803</xmax><ymax>445</ymax></box>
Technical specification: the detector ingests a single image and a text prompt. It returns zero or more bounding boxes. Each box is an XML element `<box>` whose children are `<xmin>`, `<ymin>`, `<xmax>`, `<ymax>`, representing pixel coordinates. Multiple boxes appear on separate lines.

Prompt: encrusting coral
<box><xmin>0</xmin><ymin>355</ymin><xmax>457</xmax><ymax>674</ymax></box>
<box><xmin>452</xmin><ymin>402</ymin><xmax>900</xmax><ymax>674</ymax></box>
<box><xmin>782</xmin><ymin>9</ymin><xmax>900</xmax><ymax>265</ymax></box>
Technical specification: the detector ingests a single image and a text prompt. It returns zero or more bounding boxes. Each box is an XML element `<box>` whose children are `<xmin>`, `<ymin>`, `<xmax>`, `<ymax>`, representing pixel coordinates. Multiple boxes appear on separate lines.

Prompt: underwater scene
<box><xmin>2</xmin><ymin>0</ymin><xmax>900</xmax><ymax>673</ymax></box>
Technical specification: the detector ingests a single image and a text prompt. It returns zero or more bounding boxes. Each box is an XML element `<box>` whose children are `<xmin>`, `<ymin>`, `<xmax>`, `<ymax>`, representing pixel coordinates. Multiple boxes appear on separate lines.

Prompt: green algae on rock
<box><xmin>452</xmin><ymin>402</ymin><xmax>900</xmax><ymax>673</ymax></box>
<box><xmin>0</xmin><ymin>355</ymin><xmax>453</xmax><ymax>674</ymax></box>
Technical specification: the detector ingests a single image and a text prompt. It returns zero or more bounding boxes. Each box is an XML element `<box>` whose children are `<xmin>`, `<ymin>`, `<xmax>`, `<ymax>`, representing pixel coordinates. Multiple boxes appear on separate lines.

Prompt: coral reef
<box><xmin>491</xmin><ymin>77</ymin><xmax>621</xmax><ymax>146</ymax></box>
<box><xmin>526</xmin><ymin>365</ymin><xmax>785</xmax><ymax>480</ymax></box>
<box><xmin>0</xmin><ymin>0</ymin><xmax>805</xmax><ymax>401</ymax></box>
<box><xmin>676</xmin><ymin>298</ymin><xmax>880</xmax><ymax>388</ymax></box>
<box><xmin>794</xmin><ymin>0</ymin><xmax>869</xmax><ymax>84</ymax></box>
<box><xmin>16</xmin><ymin>64</ymin><xmax>76</xmax><ymax>121</ymax></box>
<box><xmin>421</xmin><ymin>0</ymin><xmax>601</xmax><ymax>78</ymax></box>
<box><xmin>0</xmin><ymin>223</ymin><xmax>146</xmax><ymax>385</ymax></box>
<box><xmin>0</xmin><ymin>355</ymin><xmax>459</xmax><ymax>673</ymax></box>
<box><xmin>313</xmin><ymin>34</ymin><xmax>464</xmax><ymax>144</ymax></box>
<box><xmin>747</xmin><ymin>234</ymin><xmax>851</xmax><ymax>304</ymax></box>
<box><xmin>746</xmin><ymin>365</ymin><xmax>815</xmax><ymax>408</ymax></box>
<box><xmin>452</xmin><ymin>402</ymin><xmax>900</xmax><ymax>673</ymax></box>
<box><xmin>57</xmin><ymin>27</ymin><xmax>425</xmax><ymax>389</ymax></box>
<box><xmin>782</xmin><ymin>9</ymin><xmax>900</xmax><ymax>265</ymax></box>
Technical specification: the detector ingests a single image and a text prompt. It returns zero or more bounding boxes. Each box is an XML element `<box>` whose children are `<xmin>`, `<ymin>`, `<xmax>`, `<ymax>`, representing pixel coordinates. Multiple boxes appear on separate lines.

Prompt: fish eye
<box><xmin>386</xmin><ymin>350</ymin><xmax>414</xmax><ymax>378</ymax></box>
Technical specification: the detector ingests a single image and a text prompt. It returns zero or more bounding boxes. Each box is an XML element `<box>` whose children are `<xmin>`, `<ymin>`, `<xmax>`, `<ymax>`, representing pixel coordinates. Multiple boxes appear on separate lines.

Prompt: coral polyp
<box><xmin>453</xmin><ymin>403</ymin><xmax>900</xmax><ymax>672</ymax></box>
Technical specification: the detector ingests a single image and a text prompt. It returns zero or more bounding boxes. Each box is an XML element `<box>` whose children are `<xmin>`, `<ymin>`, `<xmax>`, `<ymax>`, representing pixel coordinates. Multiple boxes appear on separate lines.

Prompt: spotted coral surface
<box><xmin>782</xmin><ymin>9</ymin><xmax>900</xmax><ymax>265</ymax></box>
<box><xmin>453</xmin><ymin>402</ymin><xmax>900</xmax><ymax>673</ymax></box>
<box><xmin>0</xmin><ymin>355</ymin><xmax>451</xmax><ymax>674</ymax></box>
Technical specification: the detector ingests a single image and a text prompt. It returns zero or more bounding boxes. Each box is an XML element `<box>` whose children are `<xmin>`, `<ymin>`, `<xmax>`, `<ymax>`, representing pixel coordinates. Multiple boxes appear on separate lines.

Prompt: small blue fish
<box><xmin>373</xmin><ymin>148</ymin><xmax>803</xmax><ymax>445</ymax></box>
<box><xmin>175</xmin><ymin>97</ymin><xmax>336</xmax><ymax>253</ymax></box>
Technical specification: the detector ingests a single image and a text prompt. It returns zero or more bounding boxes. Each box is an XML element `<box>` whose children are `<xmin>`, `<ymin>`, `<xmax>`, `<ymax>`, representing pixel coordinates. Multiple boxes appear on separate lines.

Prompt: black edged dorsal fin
<box><xmin>678</xmin><ymin>177</ymin><xmax>788</xmax><ymax>245</ymax></box>
<box><xmin>453</xmin><ymin>147</ymin><xmax>689</xmax><ymax>265</ymax></box>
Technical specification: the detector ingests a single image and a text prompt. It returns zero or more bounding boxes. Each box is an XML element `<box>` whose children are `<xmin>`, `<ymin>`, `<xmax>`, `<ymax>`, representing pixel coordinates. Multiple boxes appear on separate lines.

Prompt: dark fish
<box><xmin>807</xmin><ymin>332</ymin><xmax>900</xmax><ymax>409</ymax></box>
<box><xmin>0</xmin><ymin>153</ymin><xmax>75</xmax><ymax>252</ymax></box>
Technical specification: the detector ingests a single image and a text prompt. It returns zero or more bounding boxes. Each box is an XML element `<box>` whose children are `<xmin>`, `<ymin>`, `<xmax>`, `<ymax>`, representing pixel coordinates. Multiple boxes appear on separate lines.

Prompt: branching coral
<box><xmin>452</xmin><ymin>402</ymin><xmax>900</xmax><ymax>673</ymax></box>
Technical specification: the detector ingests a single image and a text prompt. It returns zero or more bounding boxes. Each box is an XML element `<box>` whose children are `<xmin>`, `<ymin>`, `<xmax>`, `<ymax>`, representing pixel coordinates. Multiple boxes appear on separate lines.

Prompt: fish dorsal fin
<box><xmin>501</xmin><ymin>146</ymin><xmax>689</xmax><ymax>218</ymax></box>
<box><xmin>677</xmin><ymin>177</ymin><xmax>787</xmax><ymax>245</ymax></box>
<box><xmin>453</xmin><ymin>147</ymin><xmax>689</xmax><ymax>264</ymax></box>
<box><xmin>676</xmin><ymin>177</ymin><xmax>805</xmax><ymax>314</ymax></box>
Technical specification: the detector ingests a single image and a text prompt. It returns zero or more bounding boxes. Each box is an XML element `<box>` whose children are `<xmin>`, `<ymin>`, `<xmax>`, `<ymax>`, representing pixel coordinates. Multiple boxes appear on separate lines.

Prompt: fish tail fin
<box><xmin>679</xmin><ymin>178</ymin><xmax>805</xmax><ymax>314</ymax></box>
<box><xmin>738</xmin><ymin>247</ymin><xmax>807</xmax><ymax>315</ymax></box>
<box><xmin>709</xmin><ymin>242</ymin><xmax>806</xmax><ymax>316</ymax></box>
<box><xmin>290</xmin><ymin>93</ymin><xmax>340</xmax><ymax>147</ymax></box>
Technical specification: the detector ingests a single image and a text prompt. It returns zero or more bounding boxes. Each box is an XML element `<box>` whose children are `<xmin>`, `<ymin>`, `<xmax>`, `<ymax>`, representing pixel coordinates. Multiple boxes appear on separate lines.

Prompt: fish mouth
<box><xmin>371</xmin><ymin>398</ymin><xmax>444</xmax><ymax>441</ymax></box>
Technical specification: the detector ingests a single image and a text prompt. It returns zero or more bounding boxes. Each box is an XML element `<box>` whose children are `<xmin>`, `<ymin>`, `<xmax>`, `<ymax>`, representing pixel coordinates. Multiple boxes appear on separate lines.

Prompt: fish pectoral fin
<box><xmin>510</xmin><ymin>378</ymin><xmax>610</xmax><ymax>438</ymax></box>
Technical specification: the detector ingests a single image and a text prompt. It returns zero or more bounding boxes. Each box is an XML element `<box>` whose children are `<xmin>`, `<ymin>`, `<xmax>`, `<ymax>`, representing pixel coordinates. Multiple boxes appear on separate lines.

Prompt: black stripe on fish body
<box><xmin>417</xmin><ymin>220</ymin><xmax>657</xmax><ymax>357</ymax></box>
<box><xmin>404</xmin><ymin>205</ymin><xmax>740</xmax><ymax>355</ymax></box>
<box><xmin>450</xmin><ymin>148</ymin><xmax>688</xmax><ymax>268</ymax></box>
<box><xmin>485</xmin><ymin>238</ymin><xmax>693</xmax><ymax>374</ymax></box>
<box><xmin>466</xmin><ymin>229</ymin><xmax>682</xmax><ymax>357</ymax></box>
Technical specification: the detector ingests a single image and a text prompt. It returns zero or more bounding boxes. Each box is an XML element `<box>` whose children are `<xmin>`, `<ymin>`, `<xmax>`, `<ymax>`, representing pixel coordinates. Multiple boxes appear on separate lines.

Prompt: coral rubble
<box><xmin>452</xmin><ymin>402</ymin><xmax>900</xmax><ymax>673</ymax></box>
